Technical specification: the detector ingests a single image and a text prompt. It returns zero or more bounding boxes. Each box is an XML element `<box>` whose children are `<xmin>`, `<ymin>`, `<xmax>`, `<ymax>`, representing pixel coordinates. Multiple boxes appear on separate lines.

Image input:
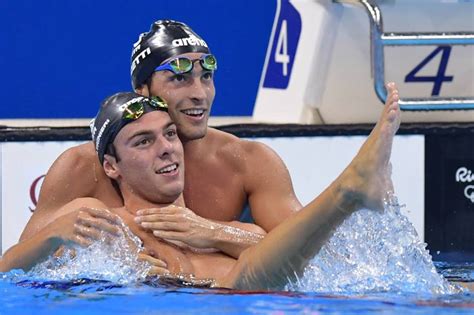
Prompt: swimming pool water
<box><xmin>0</xmin><ymin>263</ymin><xmax>472</xmax><ymax>315</ymax></box>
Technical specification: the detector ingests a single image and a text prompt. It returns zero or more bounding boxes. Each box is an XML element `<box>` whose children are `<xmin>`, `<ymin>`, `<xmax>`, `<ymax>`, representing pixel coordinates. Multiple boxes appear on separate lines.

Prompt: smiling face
<box><xmin>140</xmin><ymin>52</ymin><xmax>216</xmax><ymax>142</ymax></box>
<box><xmin>104</xmin><ymin>111</ymin><xmax>185</xmax><ymax>205</ymax></box>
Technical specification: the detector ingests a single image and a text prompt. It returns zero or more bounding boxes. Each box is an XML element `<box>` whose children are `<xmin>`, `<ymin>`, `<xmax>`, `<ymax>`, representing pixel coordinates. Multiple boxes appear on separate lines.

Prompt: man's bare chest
<box><xmin>183</xmin><ymin>165</ymin><xmax>247</xmax><ymax>222</ymax></box>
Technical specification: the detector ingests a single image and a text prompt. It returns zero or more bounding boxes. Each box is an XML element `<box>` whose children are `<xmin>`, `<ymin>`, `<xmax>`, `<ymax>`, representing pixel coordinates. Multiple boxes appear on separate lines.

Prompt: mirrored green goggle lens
<box><xmin>202</xmin><ymin>54</ymin><xmax>217</xmax><ymax>70</ymax></box>
<box><xmin>169</xmin><ymin>58</ymin><xmax>193</xmax><ymax>73</ymax></box>
<box><xmin>123</xmin><ymin>102</ymin><xmax>145</xmax><ymax>120</ymax></box>
<box><xmin>122</xmin><ymin>97</ymin><xmax>168</xmax><ymax>120</ymax></box>
<box><xmin>150</xmin><ymin>96</ymin><xmax>168</xmax><ymax>110</ymax></box>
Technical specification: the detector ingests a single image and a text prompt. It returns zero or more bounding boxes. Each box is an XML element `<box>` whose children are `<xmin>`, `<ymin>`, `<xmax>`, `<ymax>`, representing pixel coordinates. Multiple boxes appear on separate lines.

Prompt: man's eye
<box><xmin>173</xmin><ymin>74</ymin><xmax>186</xmax><ymax>82</ymax></box>
<box><xmin>166</xmin><ymin>129</ymin><xmax>177</xmax><ymax>137</ymax></box>
<box><xmin>135</xmin><ymin>138</ymin><xmax>151</xmax><ymax>146</ymax></box>
<box><xmin>202</xmin><ymin>72</ymin><xmax>213</xmax><ymax>80</ymax></box>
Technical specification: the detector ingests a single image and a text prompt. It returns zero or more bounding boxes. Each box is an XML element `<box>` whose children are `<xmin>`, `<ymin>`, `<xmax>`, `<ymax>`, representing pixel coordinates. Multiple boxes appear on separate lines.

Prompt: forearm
<box><xmin>212</xmin><ymin>221</ymin><xmax>266</xmax><ymax>258</ymax></box>
<box><xmin>0</xmin><ymin>225</ymin><xmax>61</xmax><ymax>272</ymax></box>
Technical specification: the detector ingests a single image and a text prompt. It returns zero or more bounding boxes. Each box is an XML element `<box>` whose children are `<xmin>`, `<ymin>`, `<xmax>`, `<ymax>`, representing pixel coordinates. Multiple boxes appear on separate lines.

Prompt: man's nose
<box><xmin>189</xmin><ymin>77</ymin><xmax>207</xmax><ymax>104</ymax></box>
<box><xmin>156</xmin><ymin>136</ymin><xmax>174</xmax><ymax>157</ymax></box>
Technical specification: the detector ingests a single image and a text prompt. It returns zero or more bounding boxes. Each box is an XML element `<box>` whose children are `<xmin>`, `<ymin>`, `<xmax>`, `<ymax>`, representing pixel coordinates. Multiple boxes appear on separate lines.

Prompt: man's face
<box><xmin>146</xmin><ymin>52</ymin><xmax>216</xmax><ymax>142</ymax></box>
<box><xmin>111</xmin><ymin>111</ymin><xmax>185</xmax><ymax>204</ymax></box>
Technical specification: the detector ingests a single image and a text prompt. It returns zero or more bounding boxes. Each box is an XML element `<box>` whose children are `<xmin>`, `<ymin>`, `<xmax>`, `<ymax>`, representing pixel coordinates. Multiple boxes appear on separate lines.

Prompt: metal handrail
<box><xmin>334</xmin><ymin>0</ymin><xmax>474</xmax><ymax>111</ymax></box>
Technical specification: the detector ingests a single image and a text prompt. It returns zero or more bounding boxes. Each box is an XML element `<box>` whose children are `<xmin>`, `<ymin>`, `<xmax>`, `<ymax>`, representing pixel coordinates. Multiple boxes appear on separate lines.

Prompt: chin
<box><xmin>180</xmin><ymin>126</ymin><xmax>207</xmax><ymax>141</ymax></box>
<box><xmin>162</xmin><ymin>185</ymin><xmax>184</xmax><ymax>201</ymax></box>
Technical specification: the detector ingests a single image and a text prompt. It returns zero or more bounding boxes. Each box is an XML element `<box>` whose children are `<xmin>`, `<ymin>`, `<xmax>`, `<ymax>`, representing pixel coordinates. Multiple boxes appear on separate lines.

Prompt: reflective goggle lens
<box><xmin>149</xmin><ymin>96</ymin><xmax>168</xmax><ymax>110</ymax></box>
<box><xmin>156</xmin><ymin>54</ymin><xmax>217</xmax><ymax>74</ymax></box>
<box><xmin>123</xmin><ymin>102</ymin><xmax>144</xmax><ymax>120</ymax></box>
<box><xmin>122</xmin><ymin>96</ymin><xmax>168</xmax><ymax>120</ymax></box>
<box><xmin>201</xmin><ymin>54</ymin><xmax>217</xmax><ymax>71</ymax></box>
<box><xmin>169</xmin><ymin>58</ymin><xmax>193</xmax><ymax>74</ymax></box>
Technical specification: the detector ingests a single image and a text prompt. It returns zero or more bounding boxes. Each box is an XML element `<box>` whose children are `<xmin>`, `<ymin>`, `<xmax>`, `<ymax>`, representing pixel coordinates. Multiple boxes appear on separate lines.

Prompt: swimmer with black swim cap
<box><xmin>131</xmin><ymin>20</ymin><xmax>217</xmax><ymax>90</ymax></box>
<box><xmin>91</xmin><ymin>92</ymin><xmax>168</xmax><ymax>164</ymax></box>
<box><xmin>131</xmin><ymin>20</ymin><xmax>217</xmax><ymax>140</ymax></box>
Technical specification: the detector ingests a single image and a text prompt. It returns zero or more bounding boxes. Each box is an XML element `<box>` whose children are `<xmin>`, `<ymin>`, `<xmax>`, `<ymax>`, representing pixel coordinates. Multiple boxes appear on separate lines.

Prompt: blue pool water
<box><xmin>1</xmin><ymin>198</ymin><xmax>473</xmax><ymax>314</ymax></box>
<box><xmin>0</xmin><ymin>265</ymin><xmax>473</xmax><ymax>315</ymax></box>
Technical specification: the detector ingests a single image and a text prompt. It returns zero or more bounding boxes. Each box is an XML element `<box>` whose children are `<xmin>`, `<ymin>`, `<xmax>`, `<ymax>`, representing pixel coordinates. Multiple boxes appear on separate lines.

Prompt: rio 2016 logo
<box><xmin>29</xmin><ymin>175</ymin><xmax>46</xmax><ymax>212</ymax></box>
<box><xmin>455</xmin><ymin>167</ymin><xmax>474</xmax><ymax>203</ymax></box>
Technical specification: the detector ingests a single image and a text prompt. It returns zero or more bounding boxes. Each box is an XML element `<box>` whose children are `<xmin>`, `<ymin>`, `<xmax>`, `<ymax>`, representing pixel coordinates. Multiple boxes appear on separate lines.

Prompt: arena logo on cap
<box><xmin>95</xmin><ymin>118</ymin><xmax>110</xmax><ymax>151</ymax></box>
<box><xmin>172</xmin><ymin>35</ymin><xmax>208</xmax><ymax>48</ymax></box>
<box><xmin>118</xmin><ymin>97</ymin><xmax>145</xmax><ymax>112</ymax></box>
<box><xmin>131</xmin><ymin>47</ymin><xmax>152</xmax><ymax>73</ymax></box>
<box><xmin>90</xmin><ymin>118</ymin><xmax>97</xmax><ymax>141</ymax></box>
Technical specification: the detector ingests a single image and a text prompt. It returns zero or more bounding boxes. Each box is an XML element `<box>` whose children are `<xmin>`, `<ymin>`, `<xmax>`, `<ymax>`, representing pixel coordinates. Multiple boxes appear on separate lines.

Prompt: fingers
<box><xmin>77</xmin><ymin>215</ymin><xmax>120</xmax><ymax>236</ymax></box>
<box><xmin>72</xmin><ymin>234</ymin><xmax>93</xmax><ymax>247</ymax></box>
<box><xmin>153</xmin><ymin>230</ymin><xmax>187</xmax><ymax>242</ymax></box>
<box><xmin>135</xmin><ymin>214</ymin><xmax>180</xmax><ymax>224</ymax></box>
<box><xmin>136</xmin><ymin>206</ymin><xmax>190</xmax><ymax>217</ymax></box>
<box><xmin>135</xmin><ymin>207</ymin><xmax>193</xmax><ymax>231</ymax></box>
<box><xmin>140</xmin><ymin>221</ymin><xmax>188</xmax><ymax>232</ymax></box>
<box><xmin>138</xmin><ymin>253</ymin><xmax>168</xmax><ymax>268</ymax></box>
<box><xmin>138</xmin><ymin>253</ymin><xmax>170</xmax><ymax>276</ymax></box>
<box><xmin>66</xmin><ymin>207</ymin><xmax>123</xmax><ymax>247</ymax></box>
<box><xmin>81</xmin><ymin>207</ymin><xmax>122</xmax><ymax>224</ymax></box>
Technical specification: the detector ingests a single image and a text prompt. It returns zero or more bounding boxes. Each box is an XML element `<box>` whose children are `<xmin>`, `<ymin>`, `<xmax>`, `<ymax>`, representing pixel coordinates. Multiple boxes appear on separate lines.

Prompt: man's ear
<box><xmin>134</xmin><ymin>84</ymin><xmax>149</xmax><ymax>97</ymax></box>
<box><xmin>103</xmin><ymin>154</ymin><xmax>120</xmax><ymax>180</ymax></box>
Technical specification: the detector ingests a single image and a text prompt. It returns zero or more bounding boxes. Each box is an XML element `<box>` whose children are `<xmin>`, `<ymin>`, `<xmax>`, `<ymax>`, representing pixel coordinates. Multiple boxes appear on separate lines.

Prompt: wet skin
<box><xmin>20</xmin><ymin>52</ymin><xmax>301</xmax><ymax>264</ymax></box>
<box><xmin>1</xmin><ymin>83</ymin><xmax>405</xmax><ymax>290</ymax></box>
<box><xmin>102</xmin><ymin>111</ymin><xmax>239</xmax><ymax>279</ymax></box>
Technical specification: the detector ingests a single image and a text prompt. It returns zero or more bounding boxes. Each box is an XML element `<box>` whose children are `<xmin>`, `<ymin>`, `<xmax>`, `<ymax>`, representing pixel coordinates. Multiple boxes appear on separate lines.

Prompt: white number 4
<box><xmin>275</xmin><ymin>19</ymin><xmax>290</xmax><ymax>76</ymax></box>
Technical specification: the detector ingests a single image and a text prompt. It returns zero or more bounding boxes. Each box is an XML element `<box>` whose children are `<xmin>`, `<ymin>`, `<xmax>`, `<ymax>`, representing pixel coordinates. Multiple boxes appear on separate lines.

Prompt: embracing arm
<box><xmin>1</xmin><ymin>198</ymin><xmax>120</xmax><ymax>272</ymax></box>
<box><xmin>209</xmin><ymin>220</ymin><xmax>266</xmax><ymax>257</ymax></box>
<box><xmin>0</xmin><ymin>223</ymin><xmax>64</xmax><ymax>272</ymax></box>
<box><xmin>20</xmin><ymin>142</ymin><xmax>122</xmax><ymax>241</ymax></box>
<box><xmin>135</xmin><ymin>206</ymin><xmax>266</xmax><ymax>258</ymax></box>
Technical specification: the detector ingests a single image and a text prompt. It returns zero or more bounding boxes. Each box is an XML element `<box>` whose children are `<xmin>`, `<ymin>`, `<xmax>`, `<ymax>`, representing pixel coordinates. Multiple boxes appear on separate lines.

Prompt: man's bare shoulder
<box><xmin>207</xmin><ymin>128</ymin><xmax>277</xmax><ymax>160</ymax></box>
<box><xmin>38</xmin><ymin>141</ymin><xmax>108</xmax><ymax>209</ymax></box>
<box><xmin>54</xmin><ymin>142</ymin><xmax>98</xmax><ymax>168</ymax></box>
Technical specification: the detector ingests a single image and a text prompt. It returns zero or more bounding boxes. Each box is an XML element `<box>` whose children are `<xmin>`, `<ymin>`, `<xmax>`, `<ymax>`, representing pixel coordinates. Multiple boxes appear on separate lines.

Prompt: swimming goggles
<box><xmin>154</xmin><ymin>54</ymin><xmax>217</xmax><ymax>74</ymax></box>
<box><xmin>122</xmin><ymin>96</ymin><xmax>168</xmax><ymax>120</ymax></box>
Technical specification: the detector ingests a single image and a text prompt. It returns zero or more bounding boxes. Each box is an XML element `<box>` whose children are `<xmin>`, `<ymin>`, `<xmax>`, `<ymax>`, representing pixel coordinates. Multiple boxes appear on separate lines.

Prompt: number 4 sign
<box><xmin>405</xmin><ymin>46</ymin><xmax>453</xmax><ymax>96</ymax></box>
<box><xmin>263</xmin><ymin>0</ymin><xmax>302</xmax><ymax>89</ymax></box>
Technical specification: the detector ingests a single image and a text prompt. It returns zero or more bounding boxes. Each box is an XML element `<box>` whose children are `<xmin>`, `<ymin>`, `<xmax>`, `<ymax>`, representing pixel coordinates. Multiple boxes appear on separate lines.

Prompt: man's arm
<box><xmin>1</xmin><ymin>198</ymin><xmax>120</xmax><ymax>272</ymax></box>
<box><xmin>20</xmin><ymin>142</ymin><xmax>122</xmax><ymax>241</ymax></box>
<box><xmin>243</xmin><ymin>140</ymin><xmax>303</xmax><ymax>231</ymax></box>
<box><xmin>136</xmin><ymin>206</ymin><xmax>266</xmax><ymax>258</ymax></box>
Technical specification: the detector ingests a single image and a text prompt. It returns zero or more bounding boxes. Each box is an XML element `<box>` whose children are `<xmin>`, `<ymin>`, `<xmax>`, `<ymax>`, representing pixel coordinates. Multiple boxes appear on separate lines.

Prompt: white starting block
<box><xmin>253</xmin><ymin>0</ymin><xmax>474</xmax><ymax>124</ymax></box>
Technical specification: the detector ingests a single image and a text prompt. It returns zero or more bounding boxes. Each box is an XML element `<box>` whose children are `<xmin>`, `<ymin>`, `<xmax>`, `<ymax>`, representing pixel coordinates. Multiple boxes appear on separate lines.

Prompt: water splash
<box><xmin>287</xmin><ymin>194</ymin><xmax>459</xmax><ymax>294</ymax></box>
<box><xmin>27</xmin><ymin>220</ymin><xmax>151</xmax><ymax>284</ymax></box>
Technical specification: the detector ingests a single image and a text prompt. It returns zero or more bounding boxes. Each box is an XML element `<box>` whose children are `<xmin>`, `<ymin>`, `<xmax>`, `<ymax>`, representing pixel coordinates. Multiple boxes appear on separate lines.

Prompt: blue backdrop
<box><xmin>0</xmin><ymin>1</ymin><xmax>276</xmax><ymax>118</ymax></box>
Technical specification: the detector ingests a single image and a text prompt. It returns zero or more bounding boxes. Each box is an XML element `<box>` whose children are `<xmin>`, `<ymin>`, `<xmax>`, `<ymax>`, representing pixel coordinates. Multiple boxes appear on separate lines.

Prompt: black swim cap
<box><xmin>130</xmin><ymin>20</ymin><xmax>210</xmax><ymax>89</ymax></box>
<box><xmin>90</xmin><ymin>92</ymin><xmax>168</xmax><ymax>164</ymax></box>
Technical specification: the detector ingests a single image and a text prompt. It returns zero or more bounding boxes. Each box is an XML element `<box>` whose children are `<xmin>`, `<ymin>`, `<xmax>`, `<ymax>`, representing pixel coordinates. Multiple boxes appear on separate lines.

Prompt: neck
<box><xmin>122</xmin><ymin>193</ymin><xmax>186</xmax><ymax>215</ymax></box>
<box><xmin>180</xmin><ymin>127</ymin><xmax>214</xmax><ymax>152</ymax></box>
